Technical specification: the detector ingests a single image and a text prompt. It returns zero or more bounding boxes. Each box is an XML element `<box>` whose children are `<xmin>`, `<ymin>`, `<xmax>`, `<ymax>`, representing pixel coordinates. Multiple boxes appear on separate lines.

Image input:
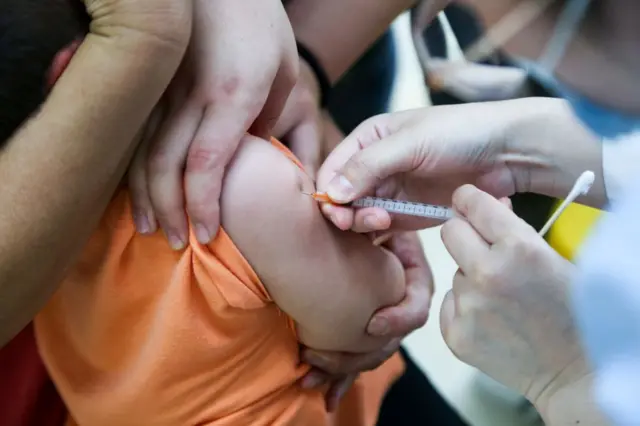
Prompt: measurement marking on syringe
<box><xmin>351</xmin><ymin>197</ymin><xmax>453</xmax><ymax>220</ymax></box>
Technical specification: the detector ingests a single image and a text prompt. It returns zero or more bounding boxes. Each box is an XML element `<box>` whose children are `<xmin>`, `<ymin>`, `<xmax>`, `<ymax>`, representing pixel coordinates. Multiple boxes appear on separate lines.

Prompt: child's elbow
<box><xmin>298</xmin><ymin>250</ymin><xmax>406</xmax><ymax>354</ymax></box>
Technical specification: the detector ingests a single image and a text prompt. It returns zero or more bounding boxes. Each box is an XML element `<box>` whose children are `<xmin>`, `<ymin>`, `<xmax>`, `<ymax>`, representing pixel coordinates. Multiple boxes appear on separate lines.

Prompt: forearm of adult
<box><xmin>503</xmin><ymin>97</ymin><xmax>607</xmax><ymax>208</ymax></box>
<box><xmin>286</xmin><ymin>0</ymin><xmax>415</xmax><ymax>84</ymax></box>
<box><xmin>0</xmin><ymin>9</ymin><xmax>190</xmax><ymax>346</ymax></box>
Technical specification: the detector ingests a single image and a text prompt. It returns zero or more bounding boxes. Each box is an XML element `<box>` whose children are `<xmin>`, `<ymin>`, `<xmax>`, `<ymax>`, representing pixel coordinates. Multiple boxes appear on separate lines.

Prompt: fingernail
<box><xmin>327</xmin><ymin>175</ymin><xmax>355</xmax><ymax>203</ymax></box>
<box><xmin>368</xmin><ymin>317</ymin><xmax>390</xmax><ymax>336</ymax></box>
<box><xmin>167</xmin><ymin>232</ymin><xmax>185</xmax><ymax>251</ymax></box>
<box><xmin>134</xmin><ymin>211</ymin><xmax>151</xmax><ymax>234</ymax></box>
<box><xmin>194</xmin><ymin>223</ymin><xmax>211</xmax><ymax>245</ymax></box>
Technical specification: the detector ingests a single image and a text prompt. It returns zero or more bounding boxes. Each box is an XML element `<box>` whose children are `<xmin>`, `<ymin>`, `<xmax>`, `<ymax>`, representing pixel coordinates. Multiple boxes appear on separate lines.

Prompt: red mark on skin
<box><xmin>186</xmin><ymin>147</ymin><xmax>224</xmax><ymax>173</ymax></box>
<box><xmin>220</xmin><ymin>77</ymin><xmax>240</xmax><ymax>97</ymax></box>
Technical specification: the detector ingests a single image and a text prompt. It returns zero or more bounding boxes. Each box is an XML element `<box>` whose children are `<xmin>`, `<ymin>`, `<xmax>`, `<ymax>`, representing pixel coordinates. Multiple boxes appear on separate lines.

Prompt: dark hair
<box><xmin>0</xmin><ymin>0</ymin><xmax>89</xmax><ymax>144</ymax></box>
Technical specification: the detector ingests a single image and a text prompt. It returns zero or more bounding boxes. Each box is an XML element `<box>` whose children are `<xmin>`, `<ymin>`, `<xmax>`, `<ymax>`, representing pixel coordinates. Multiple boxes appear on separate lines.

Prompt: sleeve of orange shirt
<box><xmin>220</xmin><ymin>136</ymin><xmax>406</xmax><ymax>353</ymax></box>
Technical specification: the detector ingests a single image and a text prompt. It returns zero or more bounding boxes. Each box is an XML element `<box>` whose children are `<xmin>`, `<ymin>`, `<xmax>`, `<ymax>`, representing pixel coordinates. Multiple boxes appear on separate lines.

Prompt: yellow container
<box><xmin>546</xmin><ymin>202</ymin><xmax>602</xmax><ymax>260</ymax></box>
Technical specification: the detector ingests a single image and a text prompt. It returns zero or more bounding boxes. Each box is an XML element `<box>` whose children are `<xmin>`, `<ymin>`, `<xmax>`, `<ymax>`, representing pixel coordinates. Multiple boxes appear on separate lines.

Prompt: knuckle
<box><xmin>185</xmin><ymin>145</ymin><xmax>227</xmax><ymax>173</ymax></box>
<box><xmin>199</xmin><ymin>76</ymin><xmax>242</xmax><ymax>101</ymax></box>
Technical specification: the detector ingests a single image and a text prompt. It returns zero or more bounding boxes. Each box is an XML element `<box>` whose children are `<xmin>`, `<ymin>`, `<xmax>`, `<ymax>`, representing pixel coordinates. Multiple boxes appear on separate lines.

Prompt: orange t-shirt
<box><xmin>34</xmin><ymin>139</ymin><xmax>404</xmax><ymax>426</ymax></box>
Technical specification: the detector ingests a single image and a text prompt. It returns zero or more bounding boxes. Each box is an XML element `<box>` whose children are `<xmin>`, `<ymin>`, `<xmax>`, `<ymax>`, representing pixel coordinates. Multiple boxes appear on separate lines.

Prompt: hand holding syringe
<box><xmin>305</xmin><ymin>170</ymin><xmax>595</xmax><ymax>234</ymax></box>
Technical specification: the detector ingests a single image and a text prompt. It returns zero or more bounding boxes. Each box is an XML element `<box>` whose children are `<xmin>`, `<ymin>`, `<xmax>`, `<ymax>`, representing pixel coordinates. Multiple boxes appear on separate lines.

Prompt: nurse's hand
<box><xmin>316</xmin><ymin>101</ymin><xmax>525</xmax><ymax>232</ymax></box>
<box><xmin>128</xmin><ymin>0</ymin><xmax>298</xmax><ymax>249</ymax></box>
<box><xmin>316</xmin><ymin>98</ymin><xmax>603</xmax><ymax>233</ymax></box>
<box><xmin>440</xmin><ymin>184</ymin><xmax>593</xmax><ymax>420</ymax></box>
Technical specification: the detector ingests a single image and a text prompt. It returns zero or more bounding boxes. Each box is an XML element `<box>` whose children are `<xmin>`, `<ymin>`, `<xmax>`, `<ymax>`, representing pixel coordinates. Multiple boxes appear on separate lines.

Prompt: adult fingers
<box><xmin>440</xmin><ymin>216</ymin><xmax>490</xmax><ymax>275</ymax></box>
<box><xmin>288</xmin><ymin>115</ymin><xmax>323</xmax><ymax>179</ymax></box>
<box><xmin>367</xmin><ymin>233</ymin><xmax>433</xmax><ymax>337</ymax></box>
<box><xmin>325</xmin><ymin>374</ymin><xmax>357</xmax><ymax>412</ymax></box>
<box><xmin>184</xmin><ymin>101</ymin><xmax>260</xmax><ymax>245</ymax></box>
<box><xmin>351</xmin><ymin>208</ymin><xmax>441</xmax><ymax>233</ymax></box>
<box><xmin>302</xmin><ymin>339</ymin><xmax>402</xmax><ymax>376</ymax></box>
<box><xmin>320</xmin><ymin>204</ymin><xmax>355</xmax><ymax>232</ymax></box>
<box><xmin>499</xmin><ymin>196</ymin><xmax>513</xmax><ymax>210</ymax></box>
<box><xmin>147</xmin><ymin>101</ymin><xmax>203</xmax><ymax>250</ymax></box>
<box><xmin>350</xmin><ymin>207</ymin><xmax>392</xmax><ymax>233</ymax></box>
<box><xmin>324</xmin><ymin>132</ymin><xmax>422</xmax><ymax>204</ymax></box>
<box><xmin>299</xmin><ymin>368</ymin><xmax>330</xmax><ymax>389</ymax></box>
<box><xmin>366</xmin><ymin>258</ymin><xmax>431</xmax><ymax>337</ymax></box>
<box><xmin>321</xmin><ymin>112</ymin><xmax>345</xmax><ymax>158</ymax></box>
<box><xmin>302</xmin><ymin>350</ymin><xmax>356</xmax><ymax>377</ymax></box>
<box><xmin>315</xmin><ymin>110</ymin><xmax>421</xmax><ymax>193</ymax></box>
<box><xmin>452</xmin><ymin>184</ymin><xmax>525</xmax><ymax>244</ymax></box>
<box><xmin>440</xmin><ymin>273</ymin><xmax>482</xmax><ymax>363</ymax></box>
<box><xmin>250</xmin><ymin>61</ymin><xmax>298</xmax><ymax>140</ymax></box>
<box><xmin>440</xmin><ymin>289</ymin><xmax>462</xmax><ymax>358</ymax></box>
<box><xmin>128</xmin><ymin>104</ymin><xmax>166</xmax><ymax>235</ymax></box>
<box><xmin>129</xmin><ymin>140</ymin><xmax>156</xmax><ymax>235</ymax></box>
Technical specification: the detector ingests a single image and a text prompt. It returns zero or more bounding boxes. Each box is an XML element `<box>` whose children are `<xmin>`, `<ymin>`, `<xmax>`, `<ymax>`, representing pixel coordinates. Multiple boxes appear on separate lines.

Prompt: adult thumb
<box><xmin>325</xmin><ymin>132</ymin><xmax>418</xmax><ymax>203</ymax></box>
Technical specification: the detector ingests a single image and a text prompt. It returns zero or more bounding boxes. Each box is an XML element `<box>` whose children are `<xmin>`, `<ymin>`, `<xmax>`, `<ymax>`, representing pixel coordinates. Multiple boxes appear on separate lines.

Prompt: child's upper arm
<box><xmin>220</xmin><ymin>137</ymin><xmax>405</xmax><ymax>353</ymax></box>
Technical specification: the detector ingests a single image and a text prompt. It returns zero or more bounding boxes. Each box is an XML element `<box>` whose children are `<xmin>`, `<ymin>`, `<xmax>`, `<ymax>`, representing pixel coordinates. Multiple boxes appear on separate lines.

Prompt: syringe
<box><xmin>307</xmin><ymin>192</ymin><xmax>454</xmax><ymax>221</ymax></box>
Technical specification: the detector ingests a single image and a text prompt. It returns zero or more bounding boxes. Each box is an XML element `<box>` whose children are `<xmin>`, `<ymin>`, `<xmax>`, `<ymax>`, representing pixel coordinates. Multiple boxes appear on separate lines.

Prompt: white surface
<box><xmin>389</xmin><ymin>13</ymin><xmax>542</xmax><ymax>426</ymax></box>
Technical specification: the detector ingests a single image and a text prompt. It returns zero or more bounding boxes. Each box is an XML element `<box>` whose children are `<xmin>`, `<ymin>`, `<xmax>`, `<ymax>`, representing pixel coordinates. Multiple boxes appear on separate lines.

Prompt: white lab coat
<box><xmin>574</xmin><ymin>134</ymin><xmax>640</xmax><ymax>426</ymax></box>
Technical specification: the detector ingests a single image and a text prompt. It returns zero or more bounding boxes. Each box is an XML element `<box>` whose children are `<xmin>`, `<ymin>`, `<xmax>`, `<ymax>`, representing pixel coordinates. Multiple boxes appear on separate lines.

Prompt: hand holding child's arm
<box><xmin>128</xmin><ymin>0</ymin><xmax>298</xmax><ymax>249</ymax></box>
<box><xmin>300</xmin><ymin>232</ymin><xmax>433</xmax><ymax>410</ymax></box>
